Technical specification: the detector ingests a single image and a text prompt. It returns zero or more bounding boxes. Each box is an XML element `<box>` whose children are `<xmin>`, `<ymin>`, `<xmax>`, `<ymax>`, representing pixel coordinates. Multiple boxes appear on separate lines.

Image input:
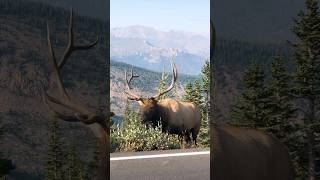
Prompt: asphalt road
<box><xmin>110</xmin><ymin>148</ymin><xmax>210</xmax><ymax>180</ymax></box>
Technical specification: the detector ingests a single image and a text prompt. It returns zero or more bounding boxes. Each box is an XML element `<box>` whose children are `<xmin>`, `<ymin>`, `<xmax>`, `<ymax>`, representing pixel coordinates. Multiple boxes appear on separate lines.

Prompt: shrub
<box><xmin>111</xmin><ymin>112</ymin><xmax>180</xmax><ymax>152</ymax></box>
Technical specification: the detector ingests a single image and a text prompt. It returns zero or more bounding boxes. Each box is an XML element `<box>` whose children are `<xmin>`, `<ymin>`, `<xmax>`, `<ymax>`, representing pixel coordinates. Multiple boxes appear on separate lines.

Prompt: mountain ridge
<box><xmin>111</xmin><ymin>25</ymin><xmax>210</xmax><ymax>75</ymax></box>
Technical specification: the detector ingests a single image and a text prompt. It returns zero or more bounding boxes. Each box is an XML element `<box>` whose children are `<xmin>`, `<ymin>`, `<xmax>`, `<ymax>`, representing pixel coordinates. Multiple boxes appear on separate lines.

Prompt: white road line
<box><xmin>110</xmin><ymin>151</ymin><xmax>210</xmax><ymax>161</ymax></box>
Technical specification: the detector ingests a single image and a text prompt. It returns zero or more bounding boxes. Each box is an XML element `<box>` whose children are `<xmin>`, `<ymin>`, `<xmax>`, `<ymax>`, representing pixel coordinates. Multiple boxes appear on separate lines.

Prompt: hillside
<box><xmin>1</xmin><ymin>0</ymin><xmax>108</xmax><ymax>178</ymax></box>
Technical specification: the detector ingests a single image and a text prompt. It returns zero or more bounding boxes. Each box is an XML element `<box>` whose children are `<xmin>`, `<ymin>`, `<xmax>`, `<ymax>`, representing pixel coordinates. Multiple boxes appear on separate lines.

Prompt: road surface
<box><xmin>110</xmin><ymin>148</ymin><xmax>210</xmax><ymax>180</ymax></box>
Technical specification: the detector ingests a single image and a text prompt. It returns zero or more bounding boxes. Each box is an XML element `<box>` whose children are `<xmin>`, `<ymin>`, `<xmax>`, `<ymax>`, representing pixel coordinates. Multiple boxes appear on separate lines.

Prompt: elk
<box><xmin>210</xmin><ymin>20</ymin><xmax>294</xmax><ymax>180</ymax></box>
<box><xmin>42</xmin><ymin>9</ymin><xmax>109</xmax><ymax>180</ymax></box>
<box><xmin>124</xmin><ymin>64</ymin><xmax>201</xmax><ymax>146</ymax></box>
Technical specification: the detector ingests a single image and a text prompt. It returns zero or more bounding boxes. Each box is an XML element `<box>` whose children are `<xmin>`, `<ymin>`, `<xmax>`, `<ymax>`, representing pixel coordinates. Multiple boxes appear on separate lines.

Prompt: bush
<box><xmin>111</xmin><ymin>112</ymin><xmax>181</xmax><ymax>152</ymax></box>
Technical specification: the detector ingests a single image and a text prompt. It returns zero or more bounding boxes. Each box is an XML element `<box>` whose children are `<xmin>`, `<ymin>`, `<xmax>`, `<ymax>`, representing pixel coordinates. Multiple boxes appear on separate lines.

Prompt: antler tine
<box><xmin>44</xmin><ymin>92</ymin><xmax>91</xmax><ymax>114</ymax></box>
<box><xmin>47</xmin><ymin>22</ymin><xmax>70</xmax><ymax>100</ymax></box>
<box><xmin>128</xmin><ymin>67</ymin><xmax>139</xmax><ymax>85</ymax></box>
<box><xmin>43</xmin><ymin>95</ymin><xmax>101</xmax><ymax>125</ymax></box>
<box><xmin>124</xmin><ymin>67</ymin><xmax>141</xmax><ymax>100</ymax></box>
<box><xmin>152</xmin><ymin>63</ymin><xmax>177</xmax><ymax>99</ymax></box>
<box><xmin>59</xmin><ymin>8</ymin><xmax>99</xmax><ymax>69</ymax></box>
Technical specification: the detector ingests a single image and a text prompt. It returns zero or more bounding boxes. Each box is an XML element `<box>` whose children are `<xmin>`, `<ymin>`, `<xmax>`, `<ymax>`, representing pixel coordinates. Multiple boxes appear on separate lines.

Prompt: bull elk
<box><xmin>124</xmin><ymin>64</ymin><xmax>201</xmax><ymax>146</ymax></box>
<box><xmin>42</xmin><ymin>9</ymin><xmax>109</xmax><ymax>180</ymax></box>
<box><xmin>210</xmin><ymin>20</ymin><xmax>295</xmax><ymax>180</ymax></box>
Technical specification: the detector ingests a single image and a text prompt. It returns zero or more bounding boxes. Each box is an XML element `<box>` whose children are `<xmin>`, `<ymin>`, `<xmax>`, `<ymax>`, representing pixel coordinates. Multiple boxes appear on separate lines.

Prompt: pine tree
<box><xmin>265</xmin><ymin>56</ymin><xmax>304</xmax><ymax>175</ymax></box>
<box><xmin>182</xmin><ymin>76</ymin><xmax>209</xmax><ymax>147</ymax></box>
<box><xmin>193</xmin><ymin>80</ymin><xmax>204</xmax><ymax>108</ymax></box>
<box><xmin>0</xmin><ymin>115</ymin><xmax>14</xmax><ymax>179</ymax></box>
<box><xmin>88</xmin><ymin>141</ymin><xmax>100</xmax><ymax>179</ymax></box>
<box><xmin>201</xmin><ymin>59</ymin><xmax>210</xmax><ymax>120</ymax></box>
<box><xmin>67</xmin><ymin>145</ymin><xmax>78</xmax><ymax>180</ymax></box>
<box><xmin>45</xmin><ymin>118</ymin><xmax>65</xmax><ymax>180</ymax></box>
<box><xmin>201</xmin><ymin>60</ymin><xmax>210</xmax><ymax>94</ymax></box>
<box><xmin>232</xmin><ymin>60</ymin><xmax>270</xmax><ymax>128</ymax></box>
<box><xmin>66</xmin><ymin>144</ymin><xmax>86</xmax><ymax>180</ymax></box>
<box><xmin>182</xmin><ymin>82</ymin><xmax>194</xmax><ymax>102</ymax></box>
<box><xmin>195</xmin><ymin>79</ymin><xmax>209</xmax><ymax>147</ymax></box>
<box><xmin>200</xmin><ymin>60</ymin><xmax>210</xmax><ymax>147</ymax></box>
<box><xmin>266</xmin><ymin>56</ymin><xmax>295</xmax><ymax>138</ymax></box>
<box><xmin>290</xmin><ymin>0</ymin><xmax>320</xmax><ymax>179</ymax></box>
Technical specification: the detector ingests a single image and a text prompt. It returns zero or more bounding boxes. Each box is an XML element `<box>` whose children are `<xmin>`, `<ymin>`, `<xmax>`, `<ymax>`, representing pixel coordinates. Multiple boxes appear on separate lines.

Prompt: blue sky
<box><xmin>111</xmin><ymin>0</ymin><xmax>209</xmax><ymax>34</ymax></box>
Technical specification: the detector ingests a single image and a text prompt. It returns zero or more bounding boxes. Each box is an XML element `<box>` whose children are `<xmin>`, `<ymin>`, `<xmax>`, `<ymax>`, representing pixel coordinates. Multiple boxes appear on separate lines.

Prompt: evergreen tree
<box><xmin>88</xmin><ymin>141</ymin><xmax>100</xmax><ymax>179</ymax></box>
<box><xmin>193</xmin><ymin>80</ymin><xmax>204</xmax><ymax>108</ymax></box>
<box><xmin>67</xmin><ymin>145</ymin><xmax>78</xmax><ymax>180</ymax></box>
<box><xmin>232</xmin><ymin>60</ymin><xmax>270</xmax><ymax>128</ymax></box>
<box><xmin>201</xmin><ymin>60</ymin><xmax>210</xmax><ymax>94</ymax></box>
<box><xmin>0</xmin><ymin>115</ymin><xmax>14</xmax><ymax>179</ymax></box>
<box><xmin>201</xmin><ymin>59</ymin><xmax>210</xmax><ymax>120</ymax></box>
<box><xmin>200</xmin><ymin>60</ymin><xmax>210</xmax><ymax>147</ymax></box>
<box><xmin>66</xmin><ymin>145</ymin><xmax>86</xmax><ymax>180</ymax></box>
<box><xmin>265</xmin><ymin>56</ymin><xmax>304</xmax><ymax>175</ymax></box>
<box><xmin>182</xmin><ymin>77</ymin><xmax>209</xmax><ymax>147</ymax></box>
<box><xmin>182</xmin><ymin>82</ymin><xmax>194</xmax><ymax>102</ymax></box>
<box><xmin>45</xmin><ymin>118</ymin><xmax>65</xmax><ymax>180</ymax></box>
<box><xmin>290</xmin><ymin>0</ymin><xmax>320</xmax><ymax>179</ymax></box>
<box><xmin>266</xmin><ymin>56</ymin><xmax>295</xmax><ymax>138</ymax></box>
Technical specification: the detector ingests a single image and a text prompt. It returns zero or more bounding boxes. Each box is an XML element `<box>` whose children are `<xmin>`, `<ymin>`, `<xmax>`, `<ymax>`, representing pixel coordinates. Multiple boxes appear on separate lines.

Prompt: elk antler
<box><xmin>59</xmin><ymin>9</ymin><xmax>99</xmax><ymax>69</ymax></box>
<box><xmin>152</xmin><ymin>63</ymin><xmax>177</xmax><ymax>100</ymax></box>
<box><xmin>124</xmin><ymin>67</ymin><xmax>141</xmax><ymax>101</ymax></box>
<box><xmin>43</xmin><ymin>8</ymin><xmax>106</xmax><ymax>129</ymax></box>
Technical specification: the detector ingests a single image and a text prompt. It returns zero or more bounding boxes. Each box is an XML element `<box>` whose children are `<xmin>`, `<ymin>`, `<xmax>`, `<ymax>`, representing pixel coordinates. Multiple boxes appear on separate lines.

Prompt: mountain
<box><xmin>111</xmin><ymin>26</ymin><xmax>210</xmax><ymax>75</ymax></box>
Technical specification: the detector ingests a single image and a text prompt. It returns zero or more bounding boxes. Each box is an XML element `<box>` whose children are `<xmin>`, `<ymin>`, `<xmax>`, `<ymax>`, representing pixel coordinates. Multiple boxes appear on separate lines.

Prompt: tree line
<box><xmin>231</xmin><ymin>1</ymin><xmax>320</xmax><ymax>179</ymax></box>
<box><xmin>44</xmin><ymin>118</ymin><xmax>100</xmax><ymax>180</ymax></box>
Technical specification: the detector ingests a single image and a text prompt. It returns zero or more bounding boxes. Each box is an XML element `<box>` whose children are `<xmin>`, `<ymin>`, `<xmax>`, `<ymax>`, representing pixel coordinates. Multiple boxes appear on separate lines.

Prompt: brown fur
<box><xmin>138</xmin><ymin>98</ymin><xmax>201</xmax><ymax>144</ymax></box>
<box><xmin>210</xmin><ymin>125</ymin><xmax>295</xmax><ymax>180</ymax></box>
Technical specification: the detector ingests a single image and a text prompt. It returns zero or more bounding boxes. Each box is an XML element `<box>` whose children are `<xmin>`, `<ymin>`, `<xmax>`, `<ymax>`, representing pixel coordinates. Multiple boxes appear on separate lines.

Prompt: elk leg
<box><xmin>178</xmin><ymin>134</ymin><xmax>184</xmax><ymax>148</ymax></box>
<box><xmin>183</xmin><ymin>131</ymin><xmax>191</xmax><ymax>148</ymax></box>
<box><xmin>191</xmin><ymin>128</ymin><xmax>198</xmax><ymax>146</ymax></box>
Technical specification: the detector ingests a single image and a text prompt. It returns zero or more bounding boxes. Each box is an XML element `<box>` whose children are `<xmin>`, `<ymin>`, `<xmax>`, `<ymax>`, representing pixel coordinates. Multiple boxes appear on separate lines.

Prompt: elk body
<box><xmin>210</xmin><ymin>20</ymin><xmax>294</xmax><ymax>180</ymax></box>
<box><xmin>124</xmin><ymin>64</ymin><xmax>201</xmax><ymax>145</ymax></box>
<box><xmin>43</xmin><ymin>9</ymin><xmax>109</xmax><ymax>180</ymax></box>
<box><xmin>210</xmin><ymin>125</ymin><xmax>294</xmax><ymax>180</ymax></box>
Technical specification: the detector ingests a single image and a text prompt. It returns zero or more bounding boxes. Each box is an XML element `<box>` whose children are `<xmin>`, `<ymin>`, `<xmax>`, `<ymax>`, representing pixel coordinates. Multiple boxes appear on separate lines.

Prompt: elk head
<box><xmin>124</xmin><ymin>64</ymin><xmax>177</xmax><ymax>126</ymax></box>
<box><xmin>43</xmin><ymin>9</ymin><xmax>109</xmax><ymax>180</ymax></box>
